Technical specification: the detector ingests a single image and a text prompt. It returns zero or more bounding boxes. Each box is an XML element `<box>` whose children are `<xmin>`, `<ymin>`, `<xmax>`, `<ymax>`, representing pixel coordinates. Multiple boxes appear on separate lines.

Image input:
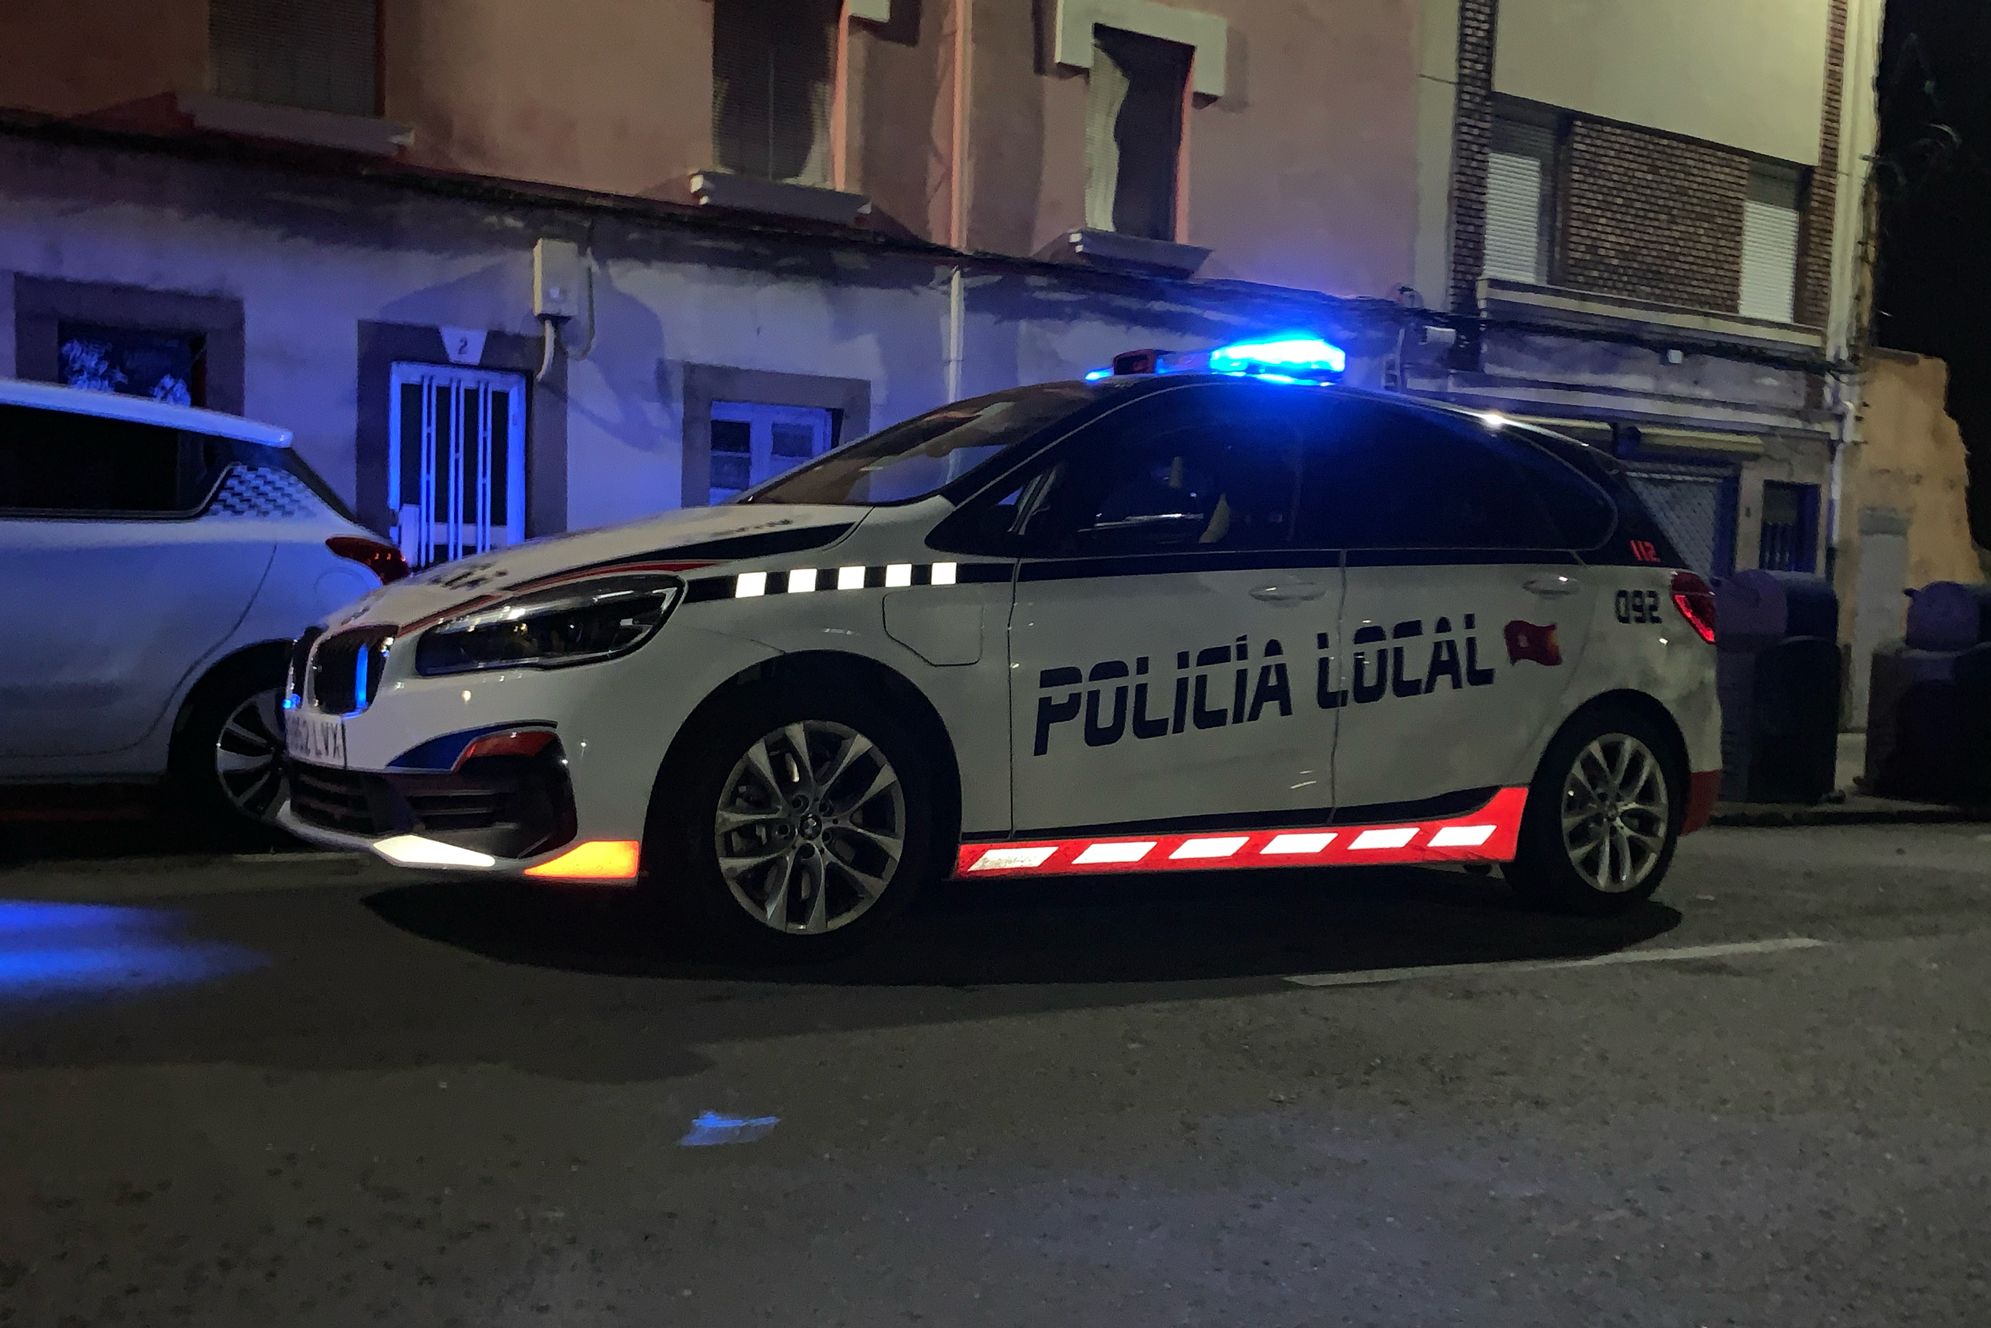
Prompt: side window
<box><xmin>1023</xmin><ymin>387</ymin><xmax>1303</xmax><ymax>555</ymax></box>
<box><xmin>0</xmin><ymin>405</ymin><xmax>224</xmax><ymax>517</ymax></box>
<box><xmin>1294</xmin><ymin>400</ymin><xmax>1560</xmax><ymax>549</ymax></box>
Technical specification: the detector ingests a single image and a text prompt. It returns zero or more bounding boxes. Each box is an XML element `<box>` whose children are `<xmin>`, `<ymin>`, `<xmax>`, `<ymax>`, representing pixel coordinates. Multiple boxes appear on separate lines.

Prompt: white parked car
<box><xmin>279</xmin><ymin>339</ymin><xmax>1721</xmax><ymax>954</ymax></box>
<box><xmin>0</xmin><ymin>379</ymin><xmax>406</xmax><ymax>831</ymax></box>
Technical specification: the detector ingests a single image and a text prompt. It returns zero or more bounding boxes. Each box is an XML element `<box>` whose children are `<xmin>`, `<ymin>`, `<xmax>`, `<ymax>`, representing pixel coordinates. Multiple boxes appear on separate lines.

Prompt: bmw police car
<box><xmin>279</xmin><ymin>337</ymin><xmax>1720</xmax><ymax>953</ymax></box>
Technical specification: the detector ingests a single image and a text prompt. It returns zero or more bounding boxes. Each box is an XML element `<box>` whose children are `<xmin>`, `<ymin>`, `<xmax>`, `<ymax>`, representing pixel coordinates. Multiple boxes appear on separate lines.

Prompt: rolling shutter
<box><xmin>1739</xmin><ymin>164</ymin><xmax>1802</xmax><ymax>323</ymax></box>
<box><xmin>1084</xmin><ymin>26</ymin><xmax>1191</xmax><ymax>240</ymax></box>
<box><xmin>209</xmin><ymin>0</ymin><xmax>378</xmax><ymax>117</ymax></box>
<box><xmin>1485</xmin><ymin>118</ymin><xmax>1555</xmax><ymax>284</ymax></box>
<box><xmin>711</xmin><ymin>0</ymin><xmax>839</xmax><ymax>186</ymax></box>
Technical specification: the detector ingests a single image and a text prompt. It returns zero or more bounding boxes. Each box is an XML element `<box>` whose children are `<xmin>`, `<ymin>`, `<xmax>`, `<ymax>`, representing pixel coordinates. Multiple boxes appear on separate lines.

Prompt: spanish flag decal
<box><xmin>1504</xmin><ymin>620</ymin><xmax>1562</xmax><ymax>666</ymax></box>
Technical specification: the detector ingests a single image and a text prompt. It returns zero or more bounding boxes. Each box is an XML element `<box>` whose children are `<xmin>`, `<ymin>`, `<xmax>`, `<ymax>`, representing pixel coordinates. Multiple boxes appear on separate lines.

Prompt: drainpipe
<box><xmin>1827</xmin><ymin>368</ymin><xmax>1853</xmax><ymax>579</ymax></box>
<box><xmin>946</xmin><ymin>268</ymin><xmax>966</xmax><ymax>403</ymax></box>
<box><xmin>1825</xmin><ymin>0</ymin><xmax>1884</xmax><ymax>584</ymax></box>
<box><xmin>944</xmin><ymin>0</ymin><xmax>971</xmax><ymax>402</ymax></box>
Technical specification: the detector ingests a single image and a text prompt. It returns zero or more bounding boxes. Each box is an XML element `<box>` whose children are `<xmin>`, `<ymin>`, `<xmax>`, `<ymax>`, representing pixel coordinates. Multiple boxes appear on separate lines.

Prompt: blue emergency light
<box><xmin>1089</xmin><ymin>334</ymin><xmax>1348</xmax><ymax>385</ymax></box>
<box><xmin>1208</xmin><ymin>336</ymin><xmax>1348</xmax><ymax>379</ymax></box>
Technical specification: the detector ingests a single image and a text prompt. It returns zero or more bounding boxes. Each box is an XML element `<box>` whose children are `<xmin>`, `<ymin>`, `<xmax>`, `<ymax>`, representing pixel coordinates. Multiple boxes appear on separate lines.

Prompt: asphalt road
<box><xmin>1</xmin><ymin>822</ymin><xmax>1988</xmax><ymax>1326</ymax></box>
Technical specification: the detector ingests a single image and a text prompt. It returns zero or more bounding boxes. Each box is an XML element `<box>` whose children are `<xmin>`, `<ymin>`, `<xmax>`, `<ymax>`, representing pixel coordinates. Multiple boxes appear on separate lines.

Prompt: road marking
<box><xmin>1285</xmin><ymin>936</ymin><xmax>1829</xmax><ymax>988</ymax></box>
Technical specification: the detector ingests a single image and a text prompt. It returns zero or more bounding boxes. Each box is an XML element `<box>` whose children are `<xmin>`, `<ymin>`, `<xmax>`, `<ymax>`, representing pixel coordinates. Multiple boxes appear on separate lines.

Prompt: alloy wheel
<box><xmin>1559</xmin><ymin>733</ymin><xmax>1670</xmax><ymax>893</ymax></box>
<box><xmin>715</xmin><ymin>721</ymin><xmax>907</xmax><ymax>934</ymax></box>
<box><xmin>214</xmin><ymin>688</ymin><xmax>287</xmax><ymax>821</ymax></box>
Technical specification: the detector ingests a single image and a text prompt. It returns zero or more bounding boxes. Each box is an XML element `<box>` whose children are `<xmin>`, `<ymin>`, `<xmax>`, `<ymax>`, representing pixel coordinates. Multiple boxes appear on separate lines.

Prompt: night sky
<box><xmin>1873</xmin><ymin>0</ymin><xmax>1991</xmax><ymax>548</ymax></box>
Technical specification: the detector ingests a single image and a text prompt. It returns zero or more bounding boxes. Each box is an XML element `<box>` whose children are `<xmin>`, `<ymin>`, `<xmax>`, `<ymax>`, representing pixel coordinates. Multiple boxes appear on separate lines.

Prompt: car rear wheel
<box><xmin>1504</xmin><ymin>707</ymin><xmax>1683</xmax><ymax>916</ymax></box>
<box><xmin>643</xmin><ymin>685</ymin><xmax>946</xmax><ymax>957</ymax></box>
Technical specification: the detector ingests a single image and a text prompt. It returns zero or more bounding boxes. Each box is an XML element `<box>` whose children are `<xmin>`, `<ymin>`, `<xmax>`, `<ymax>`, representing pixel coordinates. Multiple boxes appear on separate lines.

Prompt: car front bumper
<box><xmin>277</xmin><ymin>624</ymin><xmax>779</xmax><ymax>880</ymax></box>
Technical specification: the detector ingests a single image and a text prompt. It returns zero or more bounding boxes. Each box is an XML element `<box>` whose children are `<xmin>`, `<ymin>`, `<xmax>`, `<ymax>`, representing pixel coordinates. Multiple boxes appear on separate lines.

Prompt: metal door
<box><xmin>389</xmin><ymin>363</ymin><xmax>527</xmax><ymax>568</ymax></box>
<box><xmin>1622</xmin><ymin>462</ymin><xmax>1737</xmax><ymax>579</ymax></box>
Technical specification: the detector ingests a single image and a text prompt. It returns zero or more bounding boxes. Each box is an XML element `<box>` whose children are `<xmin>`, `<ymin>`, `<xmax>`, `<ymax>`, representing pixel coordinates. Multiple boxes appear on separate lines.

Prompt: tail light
<box><xmin>1670</xmin><ymin>571</ymin><xmax>1717</xmax><ymax>644</ymax></box>
<box><xmin>328</xmin><ymin>536</ymin><xmax>410</xmax><ymax>585</ymax></box>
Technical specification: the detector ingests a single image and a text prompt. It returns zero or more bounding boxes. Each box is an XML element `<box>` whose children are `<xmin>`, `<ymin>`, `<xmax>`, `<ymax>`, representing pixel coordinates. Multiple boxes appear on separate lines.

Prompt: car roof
<box><xmin>0</xmin><ymin>377</ymin><xmax>293</xmax><ymax>447</ymax></box>
<box><xmin>1095</xmin><ymin>372</ymin><xmax>1606</xmax><ymax>455</ymax></box>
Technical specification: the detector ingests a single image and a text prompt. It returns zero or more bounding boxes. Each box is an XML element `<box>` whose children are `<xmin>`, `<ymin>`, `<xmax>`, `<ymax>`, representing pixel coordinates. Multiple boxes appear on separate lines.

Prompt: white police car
<box><xmin>279</xmin><ymin>338</ymin><xmax>1720</xmax><ymax>953</ymax></box>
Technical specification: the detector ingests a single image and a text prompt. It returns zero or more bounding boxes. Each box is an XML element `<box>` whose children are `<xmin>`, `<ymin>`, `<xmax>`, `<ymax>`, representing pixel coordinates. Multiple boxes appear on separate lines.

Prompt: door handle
<box><xmin>1523</xmin><ymin>574</ymin><xmax>1582</xmax><ymax>598</ymax></box>
<box><xmin>1250</xmin><ymin>581</ymin><xmax>1329</xmax><ymax>603</ymax></box>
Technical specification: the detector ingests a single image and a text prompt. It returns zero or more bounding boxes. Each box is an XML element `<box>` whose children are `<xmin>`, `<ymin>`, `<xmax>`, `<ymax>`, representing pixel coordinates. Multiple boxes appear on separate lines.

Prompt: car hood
<box><xmin>326</xmin><ymin>504</ymin><xmax>865</xmax><ymax>631</ymax></box>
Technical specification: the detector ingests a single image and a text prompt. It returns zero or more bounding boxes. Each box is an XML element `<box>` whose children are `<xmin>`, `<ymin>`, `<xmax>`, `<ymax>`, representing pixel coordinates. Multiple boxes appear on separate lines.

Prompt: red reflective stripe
<box><xmin>953</xmin><ymin>788</ymin><xmax>1528</xmax><ymax>878</ymax></box>
<box><xmin>1681</xmin><ymin>770</ymin><xmax>1722</xmax><ymax>834</ymax></box>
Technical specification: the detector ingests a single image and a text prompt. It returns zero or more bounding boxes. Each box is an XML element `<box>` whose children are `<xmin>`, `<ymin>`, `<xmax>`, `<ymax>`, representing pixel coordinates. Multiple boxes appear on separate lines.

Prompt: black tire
<box><xmin>168</xmin><ymin>660</ymin><xmax>292</xmax><ymax>847</ymax></box>
<box><xmin>641</xmin><ymin>681</ymin><xmax>951</xmax><ymax>959</ymax></box>
<box><xmin>1504</xmin><ymin>704</ymin><xmax>1685</xmax><ymax>917</ymax></box>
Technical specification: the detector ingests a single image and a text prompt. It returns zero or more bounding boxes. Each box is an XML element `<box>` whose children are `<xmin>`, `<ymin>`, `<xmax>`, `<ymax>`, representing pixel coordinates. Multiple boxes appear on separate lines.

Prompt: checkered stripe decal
<box><xmin>684</xmin><ymin>561</ymin><xmax>1009</xmax><ymax>602</ymax></box>
<box><xmin>208</xmin><ymin>466</ymin><xmax>314</xmax><ymax>518</ymax></box>
<box><xmin>954</xmin><ymin>788</ymin><xmax>1529</xmax><ymax>877</ymax></box>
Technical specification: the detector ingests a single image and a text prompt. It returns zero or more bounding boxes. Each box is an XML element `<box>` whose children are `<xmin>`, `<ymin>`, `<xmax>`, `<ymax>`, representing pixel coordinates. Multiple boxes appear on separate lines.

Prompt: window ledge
<box><xmin>1479</xmin><ymin>277</ymin><xmax>1825</xmax><ymax>353</ymax></box>
<box><xmin>687</xmin><ymin>172</ymin><xmax>871</xmax><ymax>227</ymax></box>
<box><xmin>176</xmin><ymin>93</ymin><xmax>411</xmax><ymax>156</ymax></box>
<box><xmin>1044</xmin><ymin>227</ymin><xmax>1211</xmax><ymax>276</ymax></box>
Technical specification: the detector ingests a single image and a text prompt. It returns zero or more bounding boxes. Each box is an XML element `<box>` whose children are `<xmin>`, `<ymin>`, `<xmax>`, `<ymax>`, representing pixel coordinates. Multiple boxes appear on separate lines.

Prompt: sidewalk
<box><xmin>1710</xmin><ymin>731</ymin><xmax>1991</xmax><ymax>827</ymax></box>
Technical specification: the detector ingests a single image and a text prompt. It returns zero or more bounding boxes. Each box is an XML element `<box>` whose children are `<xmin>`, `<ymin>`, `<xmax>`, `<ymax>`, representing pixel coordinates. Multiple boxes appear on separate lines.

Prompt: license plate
<box><xmin>284</xmin><ymin>710</ymin><xmax>348</xmax><ymax>768</ymax></box>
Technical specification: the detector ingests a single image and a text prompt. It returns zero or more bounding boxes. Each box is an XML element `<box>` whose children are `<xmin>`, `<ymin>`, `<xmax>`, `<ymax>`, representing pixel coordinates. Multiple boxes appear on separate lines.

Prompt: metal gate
<box><xmin>1622</xmin><ymin>462</ymin><xmax>1736</xmax><ymax>579</ymax></box>
<box><xmin>388</xmin><ymin>363</ymin><xmax>527</xmax><ymax>568</ymax></box>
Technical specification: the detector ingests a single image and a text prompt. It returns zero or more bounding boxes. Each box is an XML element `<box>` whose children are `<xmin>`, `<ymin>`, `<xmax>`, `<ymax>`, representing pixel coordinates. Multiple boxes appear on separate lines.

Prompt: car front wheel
<box><xmin>1505</xmin><ymin>707</ymin><xmax>1683</xmax><ymax>916</ymax></box>
<box><xmin>644</xmin><ymin>685</ymin><xmax>946</xmax><ymax>956</ymax></box>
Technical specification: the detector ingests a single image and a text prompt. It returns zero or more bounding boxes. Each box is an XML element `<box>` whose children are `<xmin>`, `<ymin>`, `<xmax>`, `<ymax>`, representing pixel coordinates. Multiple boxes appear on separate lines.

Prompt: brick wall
<box><xmin>1557</xmin><ymin>119</ymin><xmax>1749</xmax><ymax>312</ymax></box>
<box><xmin>1796</xmin><ymin>0</ymin><xmax>1847</xmax><ymax>327</ymax></box>
<box><xmin>1447</xmin><ymin>0</ymin><xmax>1495</xmax><ymax>312</ymax></box>
<box><xmin>1452</xmin><ymin>0</ymin><xmax>1848</xmax><ymax>327</ymax></box>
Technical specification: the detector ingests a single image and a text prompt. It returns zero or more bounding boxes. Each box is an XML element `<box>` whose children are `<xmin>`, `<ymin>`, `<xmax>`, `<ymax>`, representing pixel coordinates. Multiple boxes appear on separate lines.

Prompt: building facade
<box><xmin>1414</xmin><ymin>0</ymin><xmax>1882</xmax><ymax>592</ymax></box>
<box><xmin>0</xmin><ymin>0</ymin><xmax>1885</xmax><ymax>598</ymax></box>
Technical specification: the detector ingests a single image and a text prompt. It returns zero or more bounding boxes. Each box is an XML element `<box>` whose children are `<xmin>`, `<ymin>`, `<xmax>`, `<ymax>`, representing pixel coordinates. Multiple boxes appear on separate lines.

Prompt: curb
<box><xmin>1710</xmin><ymin>802</ymin><xmax>1991</xmax><ymax>828</ymax></box>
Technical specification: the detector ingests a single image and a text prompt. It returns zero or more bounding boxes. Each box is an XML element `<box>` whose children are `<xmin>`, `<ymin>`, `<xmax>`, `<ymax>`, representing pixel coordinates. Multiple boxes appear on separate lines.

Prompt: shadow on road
<box><xmin>0</xmin><ymin>863</ymin><xmax>1681</xmax><ymax>1083</ymax></box>
<box><xmin>365</xmin><ymin>866</ymin><xmax>1683</xmax><ymax>989</ymax></box>
<box><xmin>0</xmin><ymin>794</ymin><xmax>280</xmax><ymax>865</ymax></box>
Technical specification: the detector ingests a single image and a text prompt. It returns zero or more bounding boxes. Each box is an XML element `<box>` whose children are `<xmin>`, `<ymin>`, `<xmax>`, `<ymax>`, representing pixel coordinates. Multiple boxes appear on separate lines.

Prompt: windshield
<box><xmin>741</xmin><ymin>383</ymin><xmax>1105</xmax><ymax>506</ymax></box>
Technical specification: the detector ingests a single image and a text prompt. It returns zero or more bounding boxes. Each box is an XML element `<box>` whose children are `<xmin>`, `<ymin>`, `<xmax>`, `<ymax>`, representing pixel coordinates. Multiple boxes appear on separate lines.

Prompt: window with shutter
<box><xmin>1085</xmin><ymin>26</ymin><xmax>1191</xmax><ymax>241</ymax></box>
<box><xmin>1739</xmin><ymin>163</ymin><xmax>1802</xmax><ymax>323</ymax></box>
<box><xmin>712</xmin><ymin>0</ymin><xmax>840</xmax><ymax>187</ymax></box>
<box><xmin>1485</xmin><ymin>117</ymin><xmax>1556</xmax><ymax>284</ymax></box>
<box><xmin>209</xmin><ymin>0</ymin><xmax>378</xmax><ymax>117</ymax></box>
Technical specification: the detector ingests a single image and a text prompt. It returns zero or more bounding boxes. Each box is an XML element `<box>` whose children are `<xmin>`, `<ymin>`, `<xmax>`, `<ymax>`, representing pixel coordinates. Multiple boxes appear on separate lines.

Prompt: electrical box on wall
<box><xmin>533</xmin><ymin>238</ymin><xmax>583</xmax><ymax>320</ymax></box>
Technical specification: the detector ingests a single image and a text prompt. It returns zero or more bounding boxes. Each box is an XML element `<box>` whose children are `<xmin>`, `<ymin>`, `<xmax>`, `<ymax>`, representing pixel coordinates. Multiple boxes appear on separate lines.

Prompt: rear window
<box><xmin>1293</xmin><ymin>399</ymin><xmax>1563</xmax><ymax>549</ymax></box>
<box><xmin>1493</xmin><ymin>430</ymin><xmax>1617</xmax><ymax>550</ymax></box>
<box><xmin>232</xmin><ymin>439</ymin><xmax>359</xmax><ymax>524</ymax></box>
<box><xmin>0</xmin><ymin>403</ymin><xmax>227</xmax><ymax>516</ymax></box>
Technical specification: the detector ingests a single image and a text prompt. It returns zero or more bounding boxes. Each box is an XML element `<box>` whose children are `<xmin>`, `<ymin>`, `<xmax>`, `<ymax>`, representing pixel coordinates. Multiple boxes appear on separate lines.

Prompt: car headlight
<box><xmin>415</xmin><ymin>575</ymin><xmax>683</xmax><ymax>676</ymax></box>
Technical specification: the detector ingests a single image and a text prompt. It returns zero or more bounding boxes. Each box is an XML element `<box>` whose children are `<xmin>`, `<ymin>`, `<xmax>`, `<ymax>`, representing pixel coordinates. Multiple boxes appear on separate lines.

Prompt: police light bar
<box><xmin>1208</xmin><ymin>336</ymin><xmax>1348</xmax><ymax>378</ymax></box>
<box><xmin>1093</xmin><ymin>334</ymin><xmax>1348</xmax><ymax>385</ymax></box>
